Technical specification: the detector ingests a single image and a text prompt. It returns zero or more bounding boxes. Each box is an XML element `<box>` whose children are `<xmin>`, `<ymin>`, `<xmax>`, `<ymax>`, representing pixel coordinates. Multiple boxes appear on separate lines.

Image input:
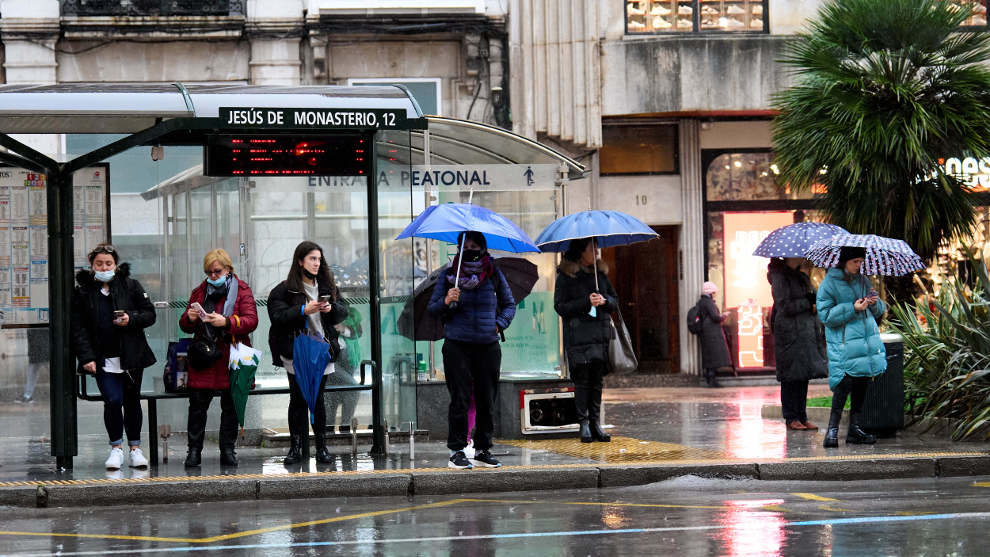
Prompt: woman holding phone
<box><xmin>179</xmin><ymin>249</ymin><xmax>258</xmax><ymax>467</ymax></box>
<box><xmin>268</xmin><ymin>241</ymin><xmax>349</xmax><ymax>464</ymax></box>
<box><xmin>816</xmin><ymin>246</ymin><xmax>887</xmax><ymax>448</ymax></box>
<box><xmin>71</xmin><ymin>243</ymin><xmax>157</xmax><ymax>470</ymax></box>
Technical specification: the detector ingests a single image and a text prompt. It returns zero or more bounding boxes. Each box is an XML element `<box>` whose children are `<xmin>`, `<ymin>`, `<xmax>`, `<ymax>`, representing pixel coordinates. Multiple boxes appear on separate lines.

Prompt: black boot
<box><xmin>590</xmin><ymin>421</ymin><xmax>611</xmax><ymax>442</ymax></box>
<box><xmin>315</xmin><ymin>428</ymin><xmax>332</xmax><ymax>463</ymax></box>
<box><xmin>284</xmin><ymin>435</ymin><xmax>303</xmax><ymax>465</ymax></box>
<box><xmin>579</xmin><ymin>421</ymin><xmax>593</xmax><ymax>443</ymax></box>
<box><xmin>588</xmin><ymin>382</ymin><xmax>611</xmax><ymax>442</ymax></box>
<box><xmin>846</xmin><ymin>414</ymin><xmax>877</xmax><ymax>445</ymax></box>
<box><xmin>220</xmin><ymin>447</ymin><xmax>238</xmax><ymax>467</ymax></box>
<box><xmin>823</xmin><ymin>408</ymin><xmax>842</xmax><ymax>448</ymax></box>
<box><xmin>184</xmin><ymin>448</ymin><xmax>201</xmax><ymax>467</ymax></box>
<box><xmin>706</xmin><ymin>369</ymin><xmax>722</xmax><ymax>388</ymax></box>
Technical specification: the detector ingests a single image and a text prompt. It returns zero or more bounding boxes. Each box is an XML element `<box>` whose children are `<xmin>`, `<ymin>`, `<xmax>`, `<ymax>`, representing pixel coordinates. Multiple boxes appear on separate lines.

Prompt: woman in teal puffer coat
<box><xmin>816</xmin><ymin>246</ymin><xmax>886</xmax><ymax>448</ymax></box>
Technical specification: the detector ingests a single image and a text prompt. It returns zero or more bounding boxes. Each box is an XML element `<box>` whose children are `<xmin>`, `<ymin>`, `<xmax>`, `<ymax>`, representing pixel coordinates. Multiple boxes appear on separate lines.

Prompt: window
<box><xmin>625</xmin><ymin>1</ymin><xmax>767</xmax><ymax>34</ymax></box>
<box><xmin>600</xmin><ymin>124</ymin><xmax>678</xmax><ymax>175</ymax></box>
<box><xmin>957</xmin><ymin>1</ymin><xmax>989</xmax><ymax>27</ymax></box>
<box><xmin>347</xmin><ymin>78</ymin><xmax>442</xmax><ymax>116</ymax></box>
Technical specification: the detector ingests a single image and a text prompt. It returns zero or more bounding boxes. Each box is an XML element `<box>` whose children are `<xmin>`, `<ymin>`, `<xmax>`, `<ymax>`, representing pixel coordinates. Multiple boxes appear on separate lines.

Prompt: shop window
<box><xmin>705</xmin><ymin>152</ymin><xmax>818</xmax><ymax>202</ymax></box>
<box><xmin>600</xmin><ymin>124</ymin><xmax>678</xmax><ymax>175</ymax></box>
<box><xmin>625</xmin><ymin>1</ymin><xmax>768</xmax><ymax>34</ymax></box>
<box><xmin>957</xmin><ymin>1</ymin><xmax>989</xmax><ymax>27</ymax></box>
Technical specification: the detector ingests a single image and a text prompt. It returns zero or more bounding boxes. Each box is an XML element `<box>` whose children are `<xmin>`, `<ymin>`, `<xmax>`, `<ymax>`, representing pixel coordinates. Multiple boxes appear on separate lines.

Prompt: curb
<box><xmin>2</xmin><ymin>453</ymin><xmax>988</xmax><ymax>508</ymax></box>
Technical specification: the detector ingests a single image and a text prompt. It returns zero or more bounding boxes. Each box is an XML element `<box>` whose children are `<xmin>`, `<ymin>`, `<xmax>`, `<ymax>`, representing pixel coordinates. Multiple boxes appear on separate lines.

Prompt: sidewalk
<box><xmin>1</xmin><ymin>385</ymin><xmax>987</xmax><ymax>508</ymax></box>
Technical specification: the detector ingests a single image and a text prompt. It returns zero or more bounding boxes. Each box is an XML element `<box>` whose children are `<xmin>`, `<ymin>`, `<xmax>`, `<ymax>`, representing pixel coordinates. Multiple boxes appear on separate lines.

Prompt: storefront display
<box><xmin>626</xmin><ymin>1</ymin><xmax>768</xmax><ymax>33</ymax></box>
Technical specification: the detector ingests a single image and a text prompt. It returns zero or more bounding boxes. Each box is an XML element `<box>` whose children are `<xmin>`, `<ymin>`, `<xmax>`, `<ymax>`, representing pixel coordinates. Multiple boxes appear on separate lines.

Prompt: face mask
<box><xmin>94</xmin><ymin>269</ymin><xmax>115</xmax><ymax>283</ymax></box>
<box><xmin>303</xmin><ymin>269</ymin><xmax>318</xmax><ymax>280</ymax></box>
<box><xmin>206</xmin><ymin>275</ymin><xmax>227</xmax><ymax>287</ymax></box>
<box><xmin>462</xmin><ymin>249</ymin><xmax>482</xmax><ymax>262</ymax></box>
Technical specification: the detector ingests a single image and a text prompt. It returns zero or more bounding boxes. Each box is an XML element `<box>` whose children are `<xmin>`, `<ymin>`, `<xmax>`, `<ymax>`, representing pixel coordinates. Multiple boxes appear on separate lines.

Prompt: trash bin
<box><xmin>861</xmin><ymin>333</ymin><xmax>905</xmax><ymax>437</ymax></box>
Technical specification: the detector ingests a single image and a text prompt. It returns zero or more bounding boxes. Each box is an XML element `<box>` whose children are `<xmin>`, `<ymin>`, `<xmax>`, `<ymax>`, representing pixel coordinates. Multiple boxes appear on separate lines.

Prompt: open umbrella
<box><xmin>228</xmin><ymin>343</ymin><xmax>262</xmax><ymax>430</ymax></box>
<box><xmin>397</xmin><ymin>257</ymin><xmax>539</xmax><ymax>341</ymax></box>
<box><xmin>752</xmin><ymin>222</ymin><xmax>848</xmax><ymax>258</ymax></box>
<box><xmin>291</xmin><ymin>327</ymin><xmax>333</xmax><ymax>424</ymax></box>
<box><xmin>805</xmin><ymin>233</ymin><xmax>925</xmax><ymax>276</ymax></box>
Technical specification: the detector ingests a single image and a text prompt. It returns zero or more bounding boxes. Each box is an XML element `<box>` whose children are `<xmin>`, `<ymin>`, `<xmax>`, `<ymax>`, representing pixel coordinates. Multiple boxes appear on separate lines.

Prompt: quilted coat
<box><xmin>816</xmin><ymin>268</ymin><xmax>887</xmax><ymax>390</ymax></box>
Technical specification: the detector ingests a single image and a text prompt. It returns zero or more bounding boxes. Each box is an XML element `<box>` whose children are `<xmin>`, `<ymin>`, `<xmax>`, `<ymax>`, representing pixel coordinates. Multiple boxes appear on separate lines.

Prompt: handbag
<box><xmin>607</xmin><ymin>307</ymin><xmax>638</xmax><ymax>375</ymax></box>
<box><xmin>187</xmin><ymin>323</ymin><xmax>223</xmax><ymax>371</ymax></box>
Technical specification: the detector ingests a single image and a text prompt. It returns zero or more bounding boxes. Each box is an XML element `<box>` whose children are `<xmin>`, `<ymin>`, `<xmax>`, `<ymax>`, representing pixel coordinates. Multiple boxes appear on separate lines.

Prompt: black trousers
<box><xmin>571</xmin><ymin>360</ymin><xmax>607</xmax><ymax>423</ymax></box>
<box><xmin>831</xmin><ymin>375</ymin><xmax>870</xmax><ymax>414</ymax></box>
<box><xmin>780</xmin><ymin>380</ymin><xmax>809</xmax><ymax>423</ymax></box>
<box><xmin>443</xmin><ymin>339</ymin><xmax>501</xmax><ymax>452</ymax></box>
<box><xmin>288</xmin><ymin>372</ymin><xmax>329</xmax><ymax>441</ymax></box>
<box><xmin>186</xmin><ymin>388</ymin><xmax>238</xmax><ymax>451</ymax></box>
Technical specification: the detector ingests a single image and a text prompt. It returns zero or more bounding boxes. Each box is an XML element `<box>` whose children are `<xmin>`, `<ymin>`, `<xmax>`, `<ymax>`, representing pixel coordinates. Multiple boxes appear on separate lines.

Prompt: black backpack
<box><xmin>686</xmin><ymin>302</ymin><xmax>703</xmax><ymax>335</ymax></box>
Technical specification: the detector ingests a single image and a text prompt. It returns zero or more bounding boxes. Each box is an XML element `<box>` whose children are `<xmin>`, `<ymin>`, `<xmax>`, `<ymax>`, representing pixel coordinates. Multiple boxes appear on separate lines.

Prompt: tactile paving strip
<box><xmin>499</xmin><ymin>435</ymin><xmax>723</xmax><ymax>462</ymax></box>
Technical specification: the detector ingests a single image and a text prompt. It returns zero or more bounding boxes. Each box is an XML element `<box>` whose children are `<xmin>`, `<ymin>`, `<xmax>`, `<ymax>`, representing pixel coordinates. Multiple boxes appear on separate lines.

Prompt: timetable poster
<box><xmin>0</xmin><ymin>165</ymin><xmax>109</xmax><ymax>325</ymax></box>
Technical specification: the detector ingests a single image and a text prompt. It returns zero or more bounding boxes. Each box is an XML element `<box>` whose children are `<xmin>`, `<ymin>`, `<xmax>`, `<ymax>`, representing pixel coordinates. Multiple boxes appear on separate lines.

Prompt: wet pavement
<box><xmin>1</xmin><ymin>475</ymin><xmax>987</xmax><ymax>555</ymax></box>
<box><xmin>0</xmin><ymin>385</ymin><xmax>986</xmax><ymax>485</ymax></box>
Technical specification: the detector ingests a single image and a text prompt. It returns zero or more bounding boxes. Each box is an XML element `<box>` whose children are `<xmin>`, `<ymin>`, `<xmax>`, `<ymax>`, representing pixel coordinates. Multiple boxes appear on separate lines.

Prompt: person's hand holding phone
<box><xmin>304</xmin><ymin>300</ymin><xmax>324</xmax><ymax>315</ymax></box>
<box><xmin>854</xmin><ymin>298</ymin><xmax>869</xmax><ymax>311</ymax></box>
<box><xmin>113</xmin><ymin>310</ymin><xmax>129</xmax><ymax>327</ymax></box>
<box><xmin>204</xmin><ymin>312</ymin><xmax>227</xmax><ymax>327</ymax></box>
<box><xmin>319</xmin><ymin>295</ymin><xmax>333</xmax><ymax>313</ymax></box>
<box><xmin>867</xmin><ymin>289</ymin><xmax>879</xmax><ymax>305</ymax></box>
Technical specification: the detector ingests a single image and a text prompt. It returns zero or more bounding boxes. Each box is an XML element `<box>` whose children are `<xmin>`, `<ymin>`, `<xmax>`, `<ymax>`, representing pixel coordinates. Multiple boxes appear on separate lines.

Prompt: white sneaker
<box><xmin>129</xmin><ymin>447</ymin><xmax>149</xmax><ymax>469</ymax></box>
<box><xmin>105</xmin><ymin>447</ymin><xmax>124</xmax><ymax>470</ymax></box>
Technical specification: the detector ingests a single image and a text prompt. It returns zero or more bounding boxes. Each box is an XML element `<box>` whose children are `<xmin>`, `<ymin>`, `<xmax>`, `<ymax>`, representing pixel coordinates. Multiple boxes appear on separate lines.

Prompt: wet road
<box><xmin>1</xmin><ymin>476</ymin><xmax>987</xmax><ymax>556</ymax></box>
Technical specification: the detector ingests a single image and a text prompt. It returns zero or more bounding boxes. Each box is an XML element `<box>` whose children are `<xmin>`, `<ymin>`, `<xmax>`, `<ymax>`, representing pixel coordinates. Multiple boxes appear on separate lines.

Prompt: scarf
<box><xmin>203</xmin><ymin>276</ymin><xmax>239</xmax><ymax>337</ymax></box>
<box><xmin>447</xmin><ymin>254</ymin><xmax>494</xmax><ymax>290</ymax></box>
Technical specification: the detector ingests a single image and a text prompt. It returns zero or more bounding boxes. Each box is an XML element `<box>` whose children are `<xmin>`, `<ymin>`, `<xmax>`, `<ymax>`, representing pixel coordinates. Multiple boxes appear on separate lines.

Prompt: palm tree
<box><xmin>773</xmin><ymin>0</ymin><xmax>990</xmax><ymax>288</ymax></box>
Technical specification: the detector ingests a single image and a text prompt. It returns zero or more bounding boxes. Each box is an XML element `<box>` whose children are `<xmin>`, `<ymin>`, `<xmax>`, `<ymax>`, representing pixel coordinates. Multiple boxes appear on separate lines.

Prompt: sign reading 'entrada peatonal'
<box><xmin>219</xmin><ymin>107</ymin><xmax>408</xmax><ymax>129</ymax></box>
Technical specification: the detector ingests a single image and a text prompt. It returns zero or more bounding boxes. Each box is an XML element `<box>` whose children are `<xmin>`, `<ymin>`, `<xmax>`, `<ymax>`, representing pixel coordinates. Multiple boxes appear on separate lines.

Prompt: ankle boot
<box><xmin>314</xmin><ymin>429</ymin><xmax>332</xmax><ymax>463</ymax></box>
<box><xmin>579</xmin><ymin>421</ymin><xmax>593</xmax><ymax>443</ymax></box>
<box><xmin>184</xmin><ymin>448</ymin><xmax>202</xmax><ymax>468</ymax></box>
<box><xmin>220</xmin><ymin>447</ymin><xmax>238</xmax><ymax>467</ymax></box>
<box><xmin>284</xmin><ymin>435</ymin><xmax>303</xmax><ymax>465</ymax></box>
<box><xmin>846</xmin><ymin>414</ymin><xmax>877</xmax><ymax>445</ymax></box>
<box><xmin>590</xmin><ymin>421</ymin><xmax>611</xmax><ymax>442</ymax></box>
<box><xmin>823</xmin><ymin>408</ymin><xmax>842</xmax><ymax>448</ymax></box>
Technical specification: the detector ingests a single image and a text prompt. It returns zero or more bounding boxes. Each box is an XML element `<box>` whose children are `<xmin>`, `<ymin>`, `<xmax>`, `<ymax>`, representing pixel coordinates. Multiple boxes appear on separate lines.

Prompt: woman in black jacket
<box><xmin>71</xmin><ymin>243</ymin><xmax>157</xmax><ymax>470</ymax></box>
<box><xmin>268</xmin><ymin>241</ymin><xmax>349</xmax><ymax>465</ymax></box>
<box><xmin>554</xmin><ymin>238</ymin><xmax>618</xmax><ymax>443</ymax></box>
<box><xmin>698</xmin><ymin>281</ymin><xmax>731</xmax><ymax>388</ymax></box>
<box><xmin>768</xmin><ymin>258</ymin><xmax>828</xmax><ymax>431</ymax></box>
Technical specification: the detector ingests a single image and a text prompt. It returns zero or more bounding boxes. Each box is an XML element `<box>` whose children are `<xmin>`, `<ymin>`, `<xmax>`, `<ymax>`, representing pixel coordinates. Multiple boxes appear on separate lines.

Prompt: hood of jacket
<box><xmin>558</xmin><ymin>258</ymin><xmax>609</xmax><ymax>278</ymax></box>
<box><xmin>75</xmin><ymin>262</ymin><xmax>131</xmax><ymax>289</ymax></box>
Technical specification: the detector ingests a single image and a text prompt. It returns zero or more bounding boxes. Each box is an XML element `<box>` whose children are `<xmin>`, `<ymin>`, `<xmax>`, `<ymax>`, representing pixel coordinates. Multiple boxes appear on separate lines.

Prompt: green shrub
<box><xmin>889</xmin><ymin>260</ymin><xmax>990</xmax><ymax>440</ymax></box>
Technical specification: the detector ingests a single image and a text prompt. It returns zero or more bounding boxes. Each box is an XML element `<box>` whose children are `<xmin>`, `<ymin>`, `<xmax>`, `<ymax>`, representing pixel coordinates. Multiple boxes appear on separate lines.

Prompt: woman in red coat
<box><xmin>179</xmin><ymin>248</ymin><xmax>258</xmax><ymax>468</ymax></box>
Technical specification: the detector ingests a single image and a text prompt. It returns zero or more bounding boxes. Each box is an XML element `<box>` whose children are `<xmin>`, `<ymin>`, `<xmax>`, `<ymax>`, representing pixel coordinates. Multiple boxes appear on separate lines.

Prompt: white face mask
<box><xmin>94</xmin><ymin>269</ymin><xmax>116</xmax><ymax>283</ymax></box>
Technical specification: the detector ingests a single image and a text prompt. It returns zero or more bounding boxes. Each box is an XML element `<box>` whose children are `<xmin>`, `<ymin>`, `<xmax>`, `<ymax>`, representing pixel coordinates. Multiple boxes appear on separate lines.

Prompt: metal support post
<box><xmin>48</xmin><ymin>169</ymin><xmax>77</xmax><ymax>470</ymax></box>
<box><xmin>368</xmin><ymin>133</ymin><xmax>386</xmax><ymax>455</ymax></box>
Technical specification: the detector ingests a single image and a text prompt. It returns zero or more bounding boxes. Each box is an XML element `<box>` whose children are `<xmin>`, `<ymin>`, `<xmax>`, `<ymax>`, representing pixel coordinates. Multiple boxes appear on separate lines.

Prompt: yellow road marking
<box><xmin>793</xmin><ymin>492</ymin><xmax>839</xmax><ymax>502</ymax></box>
<box><xmin>973</xmin><ymin>481</ymin><xmax>990</xmax><ymax>487</ymax></box>
<box><xmin>818</xmin><ymin>505</ymin><xmax>853</xmax><ymax>513</ymax></box>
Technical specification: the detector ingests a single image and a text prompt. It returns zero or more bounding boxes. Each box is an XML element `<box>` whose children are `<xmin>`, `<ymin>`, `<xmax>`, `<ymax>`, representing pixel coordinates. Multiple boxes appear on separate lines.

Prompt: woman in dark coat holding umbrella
<box><xmin>554</xmin><ymin>238</ymin><xmax>618</xmax><ymax>443</ymax></box>
<box><xmin>768</xmin><ymin>258</ymin><xmax>827</xmax><ymax>430</ymax></box>
<box><xmin>698</xmin><ymin>281</ymin><xmax>731</xmax><ymax>387</ymax></box>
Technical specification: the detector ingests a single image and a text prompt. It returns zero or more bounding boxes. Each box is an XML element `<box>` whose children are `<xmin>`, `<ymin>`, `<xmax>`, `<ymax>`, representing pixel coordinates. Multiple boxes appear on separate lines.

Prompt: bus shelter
<box><xmin>0</xmin><ymin>84</ymin><xmax>586</xmax><ymax>469</ymax></box>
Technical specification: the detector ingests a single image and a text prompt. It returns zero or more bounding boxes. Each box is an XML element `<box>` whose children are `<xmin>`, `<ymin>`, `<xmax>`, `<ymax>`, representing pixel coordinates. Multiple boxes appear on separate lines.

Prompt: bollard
<box><xmin>407</xmin><ymin>421</ymin><xmax>415</xmax><ymax>460</ymax></box>
<box><xmin>351</xmin><ymin>417</ymin><xmax>359</xmax><ymax>455</ymax></box>
<box><xmin>384</xmin><ymin>420</ymin><xmax>390</xmax><ymax>455</ymax></box>
<box><xmin>158</xmin><ymin>424</ymin><xmax>172</xmax><ymax>464</ymax></box>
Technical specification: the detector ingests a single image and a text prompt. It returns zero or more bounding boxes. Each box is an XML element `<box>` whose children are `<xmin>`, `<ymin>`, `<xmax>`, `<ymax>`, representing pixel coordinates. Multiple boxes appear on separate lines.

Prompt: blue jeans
<box><xmin>95</xmin><ymin>369</ymin><xmax>144</xmax><ymax>446</ymax></box>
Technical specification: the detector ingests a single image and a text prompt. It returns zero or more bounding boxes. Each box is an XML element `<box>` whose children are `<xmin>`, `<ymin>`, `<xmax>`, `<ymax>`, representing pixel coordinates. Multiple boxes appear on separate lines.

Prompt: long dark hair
<box><xmin>563</xmin><ymin>238</ymin><xmax>591</xmax><ymax>262</ymax></box>
<box><xmin>286</xmin><ymin>240</ymin><xmax>337</xmax><ymax>296</ymax></box>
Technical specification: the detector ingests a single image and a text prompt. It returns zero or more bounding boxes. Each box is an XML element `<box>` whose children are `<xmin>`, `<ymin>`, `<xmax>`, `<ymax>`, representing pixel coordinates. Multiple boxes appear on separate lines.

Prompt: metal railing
<box><xmin>61</xmin><ymin>0</ymin><xmax>244</xmax><ymax>17</ymax></box>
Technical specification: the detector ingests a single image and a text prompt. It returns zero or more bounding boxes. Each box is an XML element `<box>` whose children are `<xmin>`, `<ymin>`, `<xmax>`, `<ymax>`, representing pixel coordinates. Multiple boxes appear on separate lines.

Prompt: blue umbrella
<box><xmin>752</xmin><ymin>222</ymin><xmax>848</xmax><ymax>258</ymax></box>
<box><xmin>535</xmin><ymin>210</ymin><xmax>659</xmax><ymax>252</ymax></box>
<box><xmin>396</xmin><ymin>203</ymin><xmax>541</xmax><ymax>253</ymax></box>
<box><xmin>291</xmin><ymin>327</ymin><xmax>333</xmax><ymax>425</ymax></box>
<box><xmin>805</xmin><ymin>233</ymin><xmax>925</xmax><ymax>276</ymax></box>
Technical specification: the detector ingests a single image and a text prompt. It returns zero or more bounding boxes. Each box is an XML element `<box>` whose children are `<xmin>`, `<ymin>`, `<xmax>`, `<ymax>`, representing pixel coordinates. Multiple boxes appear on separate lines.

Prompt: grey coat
<box><xmin>768</xmin><ymin>264</ymin><xmax>828</xmax><ymax>383</ymax></box>
<box><xmin>698</xmin><ymin>295</ymin><xmax>732</xmax><ymax>369</ymax></box>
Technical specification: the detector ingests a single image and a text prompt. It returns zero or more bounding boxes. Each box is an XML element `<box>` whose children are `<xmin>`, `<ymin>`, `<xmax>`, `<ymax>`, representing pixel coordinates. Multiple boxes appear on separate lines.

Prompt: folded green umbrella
<box><xmin>229</xmin><ymin>343</ymin><xmax>263</xmax><ymax>430</ymax></box>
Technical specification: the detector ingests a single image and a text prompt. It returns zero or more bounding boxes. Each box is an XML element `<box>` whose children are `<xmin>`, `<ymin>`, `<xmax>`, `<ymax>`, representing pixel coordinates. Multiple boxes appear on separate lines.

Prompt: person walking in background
<box><xmin>768</xmin><ymin>258</ymin><xmax>828</xmax><ymax>431</ymax></box>
<box><xmin>554</xmin><ymin>237</ymin><xmax>617</xmax><ymax>444</ymax></box>
<box><xmin>817</xmin><ymin>246</ymin><xmax>887</xmax><ymax>448</ymax></box>
<box><xmin>428</xmin><ymin>231</ymin><xmax>515</xmax><ymax>469</ymax></box>
<box><xmin>698</xmin><ymin>281</ymin><xmax>731</xmax><ymax>388</ymax></box>
<box><xmin>16</xmin><ymin>327</ymin><xmax>49</xmax><ymax>404</ymax></box>
<box><xmin>325</xmin><ymin>305</ymin><xmax>362</xmax><ymax>430</ymax></box>
<box><xmin>268</xmin><ymin>241</ymin><xmax>349</xmax><ymax>465</ymax></box>
<box><xmin>70</xmin><ymin>243</ymin><xmax>156</xmax><ymax>470</ymax></box>
<box><xmin>179</xmin><ymin>249</ymin><xmax>258</xmax><ymax>468</ymax></box>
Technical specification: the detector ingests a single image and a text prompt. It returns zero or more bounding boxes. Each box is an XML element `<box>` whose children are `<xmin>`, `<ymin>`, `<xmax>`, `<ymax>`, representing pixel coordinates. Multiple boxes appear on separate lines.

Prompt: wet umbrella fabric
<box><xmin>228</xmin><ymin>343</ymin><xmax>262</xmax><ymax>428</ymax></box>
<box><xmin>805</xmin><ymin>233</ymin><xmax>925</xmax><ymax>276</ymax></box>
<box><xmin>395</xmin><ymin>203</ymin><xmax>541</xmax><ymax>253</ymax></box>
<box><xmin>291</xmin><ymin>326</ymin><xmax>333</xmax><ymax>424</ymax></box>
<box><xmin>398</xmin><ymin>257</ymin><xmax>539</xmax><ymax>341</ymax></box>
<box><xmin>752</xmin><ymin>222</ymin><xmax>848</xmax><ymax>258</ymax></box>
<box><xmin>534</xmin><ymin>210</ymin><xmax>659</xmax><ymax>252</ymax></box>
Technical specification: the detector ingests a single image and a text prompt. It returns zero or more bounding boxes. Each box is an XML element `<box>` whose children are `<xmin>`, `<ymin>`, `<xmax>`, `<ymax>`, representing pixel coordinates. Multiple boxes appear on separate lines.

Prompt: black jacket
<box><xmin>698</xmin><ymin>294</ymin><xmax>732</xmax><ymax>370</ymax></box>
<box><xmin>554</xmin><ymin>258</ymin><xmax>618</xmax><ymax>369</ymax></box>
<box><xmin>71</xmin><ymin>262</ymin><xmax>157</xmax><ymax>373</ymax></box>
<box><xmin>768</xmin><ymin>264</ymin><xmax>828</xmax><ymax>382</ymax></box>
<box><xmin>267</xmin><ymin>279</ymin><xmax>349</xmax><ymax>367</ymax></box>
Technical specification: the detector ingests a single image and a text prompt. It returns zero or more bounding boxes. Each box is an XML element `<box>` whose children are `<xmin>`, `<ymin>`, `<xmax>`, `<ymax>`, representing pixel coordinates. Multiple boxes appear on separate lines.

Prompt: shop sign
<box><xmin>219</xmin><ymin>107</ymin><xmax>408</xmax><ymax>130</ymax></box>
<box><xmin>939</xmin><ymin>157</ymin><xmax>990</xmax><ymax>192</ymax></box>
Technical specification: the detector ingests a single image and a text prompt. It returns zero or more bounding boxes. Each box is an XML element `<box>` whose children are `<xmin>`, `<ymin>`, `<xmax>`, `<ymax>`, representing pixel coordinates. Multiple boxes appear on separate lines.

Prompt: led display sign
<box><xmin>204</xmin><ymin>134</ymin><xmax>370</xmax><ymax>177</ymax></box>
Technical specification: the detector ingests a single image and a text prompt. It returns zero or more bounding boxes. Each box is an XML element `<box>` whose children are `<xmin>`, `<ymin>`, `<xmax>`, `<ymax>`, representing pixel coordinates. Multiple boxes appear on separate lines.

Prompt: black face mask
<box><xmin>462</xmin><ymin>249</ymin><xmax>482</xmax><ymax>262</ymax></box>
<box><xmin>303</xmin><ymin>269</ymin><xmax>318</xmax><ymax>280</ymax></box>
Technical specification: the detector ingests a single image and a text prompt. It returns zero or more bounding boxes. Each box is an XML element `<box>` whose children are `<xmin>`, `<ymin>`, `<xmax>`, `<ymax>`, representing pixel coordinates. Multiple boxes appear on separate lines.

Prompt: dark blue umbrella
<box><xmin>535</xmin><ymin>210</ymin><xmax>658</xmax><ymax>252</ymax></box>
<box><xmin>752</xmin><ymin>222</ymin><xmax>847</xmax><ymax>258</ymax></box>
<box><xmin>395</xmin><ymin>203</ymin><xmax>541</xmax><ymax>253</ymax></box>
<box><xmin>291</xmin><ymin>328</ymin><xmax>333</xmax><ymax>424</ymax></box>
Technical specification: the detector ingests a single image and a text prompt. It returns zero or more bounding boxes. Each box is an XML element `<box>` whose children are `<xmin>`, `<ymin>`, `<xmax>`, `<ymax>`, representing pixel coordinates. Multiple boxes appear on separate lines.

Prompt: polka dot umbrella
<box><xmin>805</xmin><ymin>233</ymin><xmax>925</xmax><ymax>276</ymax></box>
<box><xmin>752</xmin><ymin>222</ymin><xmax>848</xmax><ymax>258</ymax></box>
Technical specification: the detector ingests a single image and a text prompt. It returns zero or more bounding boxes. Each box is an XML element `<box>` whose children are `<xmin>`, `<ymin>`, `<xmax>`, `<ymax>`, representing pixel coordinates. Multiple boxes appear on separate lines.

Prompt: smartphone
<box><xmin>113</xmin><ymin>310</ymin><xmax>125</xmax><ymax>322</ymax></box>
<box><xmin>189</xmin><ymin>302</ymin><xmax>207</xmax><ymax>316</ymax></box>
<box><xmin>320</xmin><ymin>295</ymin><xmax>333</xmax><ymax>304</ymax></box>
<box><xmin>868</xmin><ymin>289</ymin><xmax>879</xmax><ymax>298</ymax></box>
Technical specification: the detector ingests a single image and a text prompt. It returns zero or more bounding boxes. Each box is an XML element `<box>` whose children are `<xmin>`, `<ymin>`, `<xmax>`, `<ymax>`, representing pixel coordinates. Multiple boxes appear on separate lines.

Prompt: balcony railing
<box><xmin>61</xmin><ymin>0</ymin><xmax>245</xmax><ymax>17</ymax></box>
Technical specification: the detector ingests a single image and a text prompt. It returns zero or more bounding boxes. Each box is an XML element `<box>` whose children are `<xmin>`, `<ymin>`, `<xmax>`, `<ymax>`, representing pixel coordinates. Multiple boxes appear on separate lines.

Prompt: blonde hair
<box><xmin>203</xmin><ymin>249</ymin><xmax>234</xmax><ymax>274</ymax></box>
